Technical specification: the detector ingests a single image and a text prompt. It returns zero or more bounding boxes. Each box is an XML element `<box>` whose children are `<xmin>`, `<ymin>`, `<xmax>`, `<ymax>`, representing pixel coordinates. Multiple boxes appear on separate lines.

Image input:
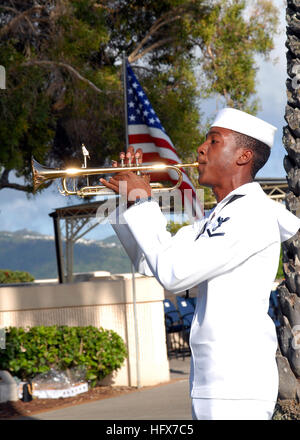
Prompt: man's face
<box><xmin>197</xmin><ymin>126</ymin><xmax>240</xmax><ymax>187</ymax></box>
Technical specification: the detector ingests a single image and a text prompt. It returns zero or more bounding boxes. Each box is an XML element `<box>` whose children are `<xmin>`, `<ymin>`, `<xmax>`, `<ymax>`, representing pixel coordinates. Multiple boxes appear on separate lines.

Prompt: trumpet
<box><xmin>32</xmin><ymin>147</ymin><xmax>199</xmax><ymax>197</ymax></box>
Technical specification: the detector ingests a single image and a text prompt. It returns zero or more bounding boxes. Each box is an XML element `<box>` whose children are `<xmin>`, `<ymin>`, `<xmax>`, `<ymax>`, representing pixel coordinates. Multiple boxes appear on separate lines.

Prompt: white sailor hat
<box><xmin>211</xmin><ymin>107</ymin><xmax>277</xmax><ymax>148</ymax></box>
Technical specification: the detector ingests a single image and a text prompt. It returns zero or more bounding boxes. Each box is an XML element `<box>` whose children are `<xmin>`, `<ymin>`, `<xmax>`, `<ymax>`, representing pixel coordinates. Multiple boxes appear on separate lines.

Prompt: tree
<box><xmin>0</xmin><ymin>0</ymin><xmax>278</xmax><ymax>194</ymax></box>
<box><xmin>0</xmin><ymin>0</ymin><xmax>118</xmax><ymax>192</ymax></box>
<box><xmin>276</xmin><ymin>0</ymin><xmax>300</xmax><ymax>401</ymax></box>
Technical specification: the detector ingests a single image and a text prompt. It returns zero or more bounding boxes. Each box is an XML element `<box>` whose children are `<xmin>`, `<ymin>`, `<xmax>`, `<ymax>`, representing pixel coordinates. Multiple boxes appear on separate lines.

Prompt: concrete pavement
<box><xmin>15</xmin><ymin>356</ymin><xmax>192</xmax><ymax>420</ymax></box>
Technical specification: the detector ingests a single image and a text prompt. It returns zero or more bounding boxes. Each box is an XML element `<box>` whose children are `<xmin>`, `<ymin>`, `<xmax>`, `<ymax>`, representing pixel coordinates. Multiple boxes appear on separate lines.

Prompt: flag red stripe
<box><xmin>128</xmin><ymin>134</ymin><xmax>178</xmax><ymax>156</ymax></box>
<box><xmin>142</xmin><ymin>152</ymin><xmax>178</xmax><ymax>164</ymax></box>
<box><xmin>149</xmin><ymin>171</ymin><xmax>172</xmax><ymax>182</ymax></box>
<box><xmin>142</xmin><ymin>153</ymin><xmax>192</xmax><ymax>180</ymax></box>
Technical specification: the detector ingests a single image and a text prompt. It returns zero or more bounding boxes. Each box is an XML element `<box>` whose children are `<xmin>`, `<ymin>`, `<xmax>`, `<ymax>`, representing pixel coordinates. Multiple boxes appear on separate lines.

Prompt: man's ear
<box><xmin>236</xmin><ymin>148</ymin><xmax>253</xmax><ymax>166</ymax></box>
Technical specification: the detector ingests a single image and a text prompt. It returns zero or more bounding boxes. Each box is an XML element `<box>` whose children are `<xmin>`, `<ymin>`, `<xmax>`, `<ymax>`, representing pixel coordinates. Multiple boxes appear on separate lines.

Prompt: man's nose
<box><xmin>197</xmin><ymin>142</ymin><xmax>207</xmax><ymax>157</ymax></box>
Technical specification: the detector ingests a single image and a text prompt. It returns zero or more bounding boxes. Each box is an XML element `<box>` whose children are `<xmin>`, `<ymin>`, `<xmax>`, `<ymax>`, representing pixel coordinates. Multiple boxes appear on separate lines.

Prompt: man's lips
<box><xmin>197</xmin><ymin>161</ymin><xmax>207</xmax><ymax>175</ymax></box>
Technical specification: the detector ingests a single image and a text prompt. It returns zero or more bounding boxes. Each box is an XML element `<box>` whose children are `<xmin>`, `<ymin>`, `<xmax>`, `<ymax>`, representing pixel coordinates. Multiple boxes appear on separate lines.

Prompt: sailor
<box><xmin>100</xmin><ymin>108</ymin><xmax>300</xmax><ymax>420</ymax></box>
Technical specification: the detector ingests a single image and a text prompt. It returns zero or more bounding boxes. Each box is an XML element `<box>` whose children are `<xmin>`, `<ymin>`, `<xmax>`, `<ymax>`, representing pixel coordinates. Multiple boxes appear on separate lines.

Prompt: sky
<box><xmin>0</xmin><ymin>0</ymin><xmax>289</xmax><ymax>240</ymax></box>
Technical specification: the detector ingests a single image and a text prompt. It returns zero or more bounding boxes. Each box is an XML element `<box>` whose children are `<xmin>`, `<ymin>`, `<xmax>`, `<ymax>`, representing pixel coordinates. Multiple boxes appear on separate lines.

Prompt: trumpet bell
<box><xmin>32</xmin><ymin>158</ymin><xmax>67</xmax><ymax>192</ymax></box>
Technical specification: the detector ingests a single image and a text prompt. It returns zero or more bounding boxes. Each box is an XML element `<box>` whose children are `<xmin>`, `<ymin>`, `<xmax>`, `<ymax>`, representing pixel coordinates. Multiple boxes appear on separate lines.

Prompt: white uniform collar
<box><xmin>209</xmin><ymin>182</ymin><xmax>262</xmax><ymax>220</ymax></box>
<box><xmin>217</xmin><ymin>181</ymin><xmax>262</xmax><ymax>206</ymax></box>
<box><xmin>209</xmin><ymin>181</ymin><xmax>300</xmax><ymax>243</ymax></box>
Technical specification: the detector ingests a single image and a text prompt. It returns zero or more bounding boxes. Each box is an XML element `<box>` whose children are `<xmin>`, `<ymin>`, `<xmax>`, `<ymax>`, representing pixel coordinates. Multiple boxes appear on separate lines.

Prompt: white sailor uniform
<box><xmin>110</xmin><ymin>182</ymin><xmax>300</xmax><ymax>420</ymax></box>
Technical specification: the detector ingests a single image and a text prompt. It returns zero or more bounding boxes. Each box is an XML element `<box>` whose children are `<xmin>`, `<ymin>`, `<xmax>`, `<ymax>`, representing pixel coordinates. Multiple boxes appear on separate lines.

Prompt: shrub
<box><xmin>0</xmin><ymin>326</ymin><xmax>127</xmax><ymax>387</ymax></box>
<box><xmin>272</xmin><ymin>399</ymin><xmax>300</xmax><ymax>420</ymax></box>
<box><xmin>0</xmin><ymin>269</ymin><xmax>34</xmax><ymax>284</ymax></box>
<box><xmin>167</xmin><ymin>221</ymin><xmax>190</xmax><ymax>235</ymax></box>
<box><xmin>276</xmin><ymin>246</ymin><xmax>283</xmax><ymax>280</ymax></box>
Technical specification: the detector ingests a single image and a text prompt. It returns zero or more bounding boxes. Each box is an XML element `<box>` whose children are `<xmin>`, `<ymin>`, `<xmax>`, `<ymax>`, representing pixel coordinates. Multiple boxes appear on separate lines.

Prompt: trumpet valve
<box><xmin>134</xmin><ymin>151</ymin><xmax>141</xmax><ymax>164</ymax></box>
<box><xmin>120</xmin><ymin>152</ymin><xmax>125</xmax><ymax>167</ymax></box>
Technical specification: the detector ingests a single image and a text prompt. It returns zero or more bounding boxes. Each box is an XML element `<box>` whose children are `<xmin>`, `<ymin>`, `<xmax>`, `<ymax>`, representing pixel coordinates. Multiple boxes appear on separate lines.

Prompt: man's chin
<box><xmin>198</xmin><ymin>174</ymin><xmax>207</xmax><ymax>185</ymax></box>
<box><xmin>198</xmin><ymin>177</ymin><xmax>213</xmax><ymax>188</ymax></box>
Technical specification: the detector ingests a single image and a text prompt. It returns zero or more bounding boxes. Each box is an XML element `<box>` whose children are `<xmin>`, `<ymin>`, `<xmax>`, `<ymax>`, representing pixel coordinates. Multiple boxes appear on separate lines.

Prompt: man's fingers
<box><xmin>126</xmin><ymin>152</ymin><xmax>132</xmax><ymax>166</ymax></box>
<box><xmin>136</xmin><ymin>148</ymin><xmax>143</xmax><ymax>164</ymax></box>
<box><xmin>100</xmin><ymin>178</ymin><xmax>119</xmax><ymax>193</ymax></box>
<box><xmin>107</xmin><ymin>176</ymin><xmax>122</xmax><ymax>186</ymax></box>
<box><xmin>110</xmin><ymin>171</ymin><xmax>134</xmax><ymax>181</ymax></box>
<box><xmin>116</xmin><ymin>148</ymin><xmax>144</xmax><ymax>167</ymax></box>
<box><xmin>125</xmin><ymin>146</ymin><xmax>134</xmax><ymax>166</ymax></box>
<box><xmin>142</xmin><ymin>173</ymin><xmax>151</xmax><ymax>184</ymax></box>
<box><xmin>128</xmin><ymin>146</ymin><xmax>135</xmax><ymax>155</ymax></box>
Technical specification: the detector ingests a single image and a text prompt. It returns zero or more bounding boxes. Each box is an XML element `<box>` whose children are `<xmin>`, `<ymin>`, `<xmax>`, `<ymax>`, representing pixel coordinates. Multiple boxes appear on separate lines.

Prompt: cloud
<box><xmin>0</xmin><ymin>184</ymin><xmax>114</xmax><ymax>239</ymax></box>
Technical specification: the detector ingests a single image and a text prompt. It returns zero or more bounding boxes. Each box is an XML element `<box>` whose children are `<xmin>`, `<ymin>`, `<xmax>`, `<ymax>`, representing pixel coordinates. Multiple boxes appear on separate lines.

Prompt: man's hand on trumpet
<box><xmin>100</xmin><ymin>146</ymin><xmax>152</xmax><ymax>204</ymax></box>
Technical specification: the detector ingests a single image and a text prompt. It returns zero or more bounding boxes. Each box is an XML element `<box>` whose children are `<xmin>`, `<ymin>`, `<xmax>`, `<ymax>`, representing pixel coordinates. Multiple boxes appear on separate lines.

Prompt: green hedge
<box><xmin>0</xmin><ymin>326</ymin><xmax>127</xmax><ymax>387</ymax></box>
<box><xmin>0</xmin><ymin>269</ymin><xmax>34</xmax><ymax>284</ymax></box>
<box><xmin>276</xmin><ymin>247</ymin><xmax>283</xmax><ymax>280</ymax></box>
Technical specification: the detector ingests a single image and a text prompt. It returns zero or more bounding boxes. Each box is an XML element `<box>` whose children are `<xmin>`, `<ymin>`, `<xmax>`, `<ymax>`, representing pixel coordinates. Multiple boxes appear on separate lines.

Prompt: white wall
<box><xmin>0</xmin><ymin>274</ymin><xmax>170</xmax><ymax>387</ymax></box>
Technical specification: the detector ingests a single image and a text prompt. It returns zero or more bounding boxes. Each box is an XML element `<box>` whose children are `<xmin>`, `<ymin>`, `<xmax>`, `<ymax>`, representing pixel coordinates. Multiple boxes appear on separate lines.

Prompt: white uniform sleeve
<box><xmin>122</xmin><ymin>201</ymin><xmax>279</xmax><ymax>293</ymax></box>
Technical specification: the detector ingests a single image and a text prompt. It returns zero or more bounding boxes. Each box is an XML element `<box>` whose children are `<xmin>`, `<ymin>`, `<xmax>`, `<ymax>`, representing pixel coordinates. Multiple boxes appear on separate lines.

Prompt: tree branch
<box><xmin>203</xmin><ymin>43</ymin><xmax>232</xmax><ymax>105</ymax></box>
<box><xmin>0</xmin><ymin>169</ymin><xmax>10</xmax><ymax>187</ymax></box>
<box><xmin>0</xmin><ymin>6</ymin><xmax>19</xmax><ymax>14</ymax></box>
<box><xmin>129</xmin><ymin>38</ymin><xmax>173</xmax><ymax>63</ymax></box>
<box><xmin>20</xmin><ymin>60</ymin><xmax>115</xmax><ymax>95</ymax></box>
<box><xmin>128</xmin><ymin>14</ymin><xmax>182</xmax><ymax>62</ymax></box>
<box><xmin>0</xmin><ymin>181</ymin><xmax>33</xmax><ymax>192</ymax></box>
<box><xmin>0</xmin><ymin>5</ymin><xmax>45</xmax><ymax>38</ymax></box>
<box><xmin>129</xmin><ymin>64</ymin><xmax>154</xmax><ymax>73</ymax></box>
<box><xmin>0</xmin><ymin>168</ymin><xmax>32</xmax><ymax>192</ymax></box>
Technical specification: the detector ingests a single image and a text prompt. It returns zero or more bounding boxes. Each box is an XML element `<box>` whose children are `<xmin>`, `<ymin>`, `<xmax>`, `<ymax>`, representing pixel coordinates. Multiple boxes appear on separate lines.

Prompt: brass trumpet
<box><xmin>32</xmin><ymin>148</ymin><xmax>198</xmax><ymax>197</ymax></box>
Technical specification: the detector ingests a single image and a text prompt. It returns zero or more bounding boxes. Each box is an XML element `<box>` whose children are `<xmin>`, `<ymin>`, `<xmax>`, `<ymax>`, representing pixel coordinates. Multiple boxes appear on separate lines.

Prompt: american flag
<box><xmin>126</xmin><ymin>61</ymin><xmax>202</xmax><ymax>219</ymax></box>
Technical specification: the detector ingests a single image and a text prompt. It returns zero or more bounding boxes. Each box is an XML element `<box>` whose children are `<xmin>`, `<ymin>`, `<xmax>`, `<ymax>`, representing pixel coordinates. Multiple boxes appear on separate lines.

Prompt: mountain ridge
<box><xmin>0</xmin><ymin>229</ymin><xmax>131</xmax><ymax>279</ymax></box>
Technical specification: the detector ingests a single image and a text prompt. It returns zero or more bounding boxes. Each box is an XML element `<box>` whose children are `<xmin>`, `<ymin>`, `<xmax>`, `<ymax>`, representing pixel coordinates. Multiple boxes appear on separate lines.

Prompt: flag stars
<box><xmin>126</xmin><ymin>65</ymin><xmax>166</xmax><ymax>130</ymax></box>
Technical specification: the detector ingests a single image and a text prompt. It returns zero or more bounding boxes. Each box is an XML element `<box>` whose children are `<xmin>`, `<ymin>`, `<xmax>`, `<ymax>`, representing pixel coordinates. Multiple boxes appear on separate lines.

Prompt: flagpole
<box><xmin>122</xmin><ymin>51</ymin><xmax>141</xmax><ymax>389</ymax></box>
<box><xmin>122</xmin><ymin>51</ymin><xmax>129</xmax><ymax>152</ymax></box>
